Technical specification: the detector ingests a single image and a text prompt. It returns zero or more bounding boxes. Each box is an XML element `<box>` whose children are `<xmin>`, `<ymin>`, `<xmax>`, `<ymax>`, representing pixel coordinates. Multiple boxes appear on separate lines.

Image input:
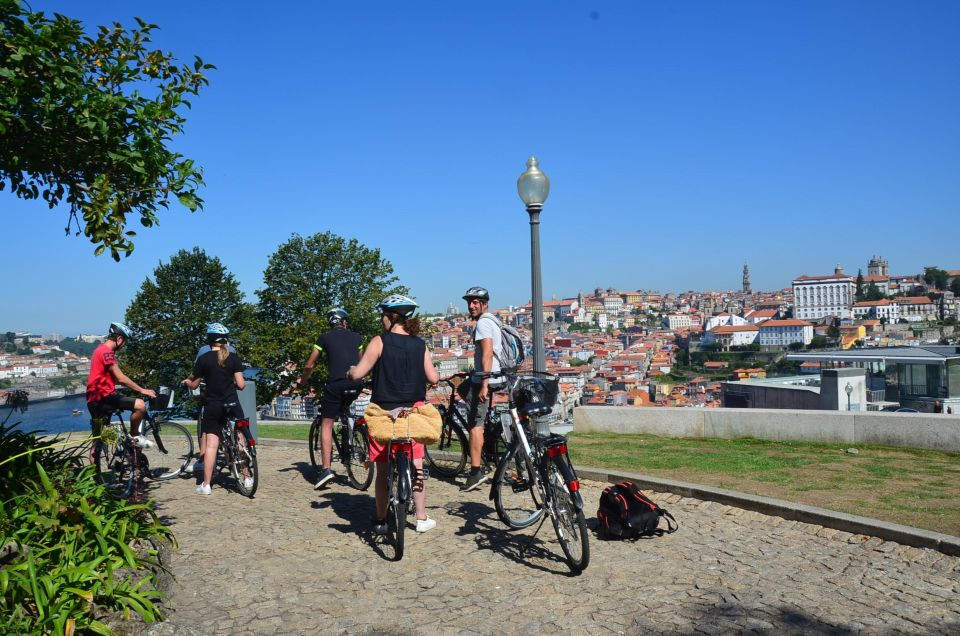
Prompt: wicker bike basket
<box><xmin>364</xmin><ymin>402</ymin><xmax>442</xmax><ymax>444</ymax></box>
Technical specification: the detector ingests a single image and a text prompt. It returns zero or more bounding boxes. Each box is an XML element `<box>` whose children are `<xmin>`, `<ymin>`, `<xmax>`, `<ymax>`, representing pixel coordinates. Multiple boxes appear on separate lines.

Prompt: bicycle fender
<box><xmin>552</xmin><ymin>455</ymin><xmax>584</xmax><ymax>511</ymax></box>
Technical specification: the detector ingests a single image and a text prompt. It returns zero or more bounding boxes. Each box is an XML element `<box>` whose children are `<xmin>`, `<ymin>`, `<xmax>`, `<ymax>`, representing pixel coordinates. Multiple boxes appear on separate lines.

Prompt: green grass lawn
<box><xmin>256</xmin><ymin>424</ymin><xmax>960</xmax><ymax>536</ymax></box>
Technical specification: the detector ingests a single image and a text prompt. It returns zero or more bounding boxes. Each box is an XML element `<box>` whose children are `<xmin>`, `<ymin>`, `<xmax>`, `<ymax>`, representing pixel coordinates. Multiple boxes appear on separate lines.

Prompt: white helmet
<box><xmin>377</xmin><ymin>294</ymin><xmax>418</xmax><ymax>318</ymax></box>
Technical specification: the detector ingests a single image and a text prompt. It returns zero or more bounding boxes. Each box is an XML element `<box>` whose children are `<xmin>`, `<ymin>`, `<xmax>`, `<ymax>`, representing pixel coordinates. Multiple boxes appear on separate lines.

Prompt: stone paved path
<box><xmin>147</xmin><ymin>442</ymin><xmax>960</xmax><ymax>635</ymax></box>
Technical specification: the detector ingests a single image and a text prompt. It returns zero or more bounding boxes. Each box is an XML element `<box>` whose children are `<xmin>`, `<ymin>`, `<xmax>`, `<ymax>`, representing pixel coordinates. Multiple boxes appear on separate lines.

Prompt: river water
<box><xmin>1</xmin><ymin>394</ymin><xmax>91</xmax><ymax>435</ymax></box>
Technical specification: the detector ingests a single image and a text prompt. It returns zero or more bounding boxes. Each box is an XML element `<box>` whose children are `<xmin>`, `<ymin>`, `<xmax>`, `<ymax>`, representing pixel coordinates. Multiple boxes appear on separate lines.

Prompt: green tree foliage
<box><xmin>863</xmin><ymin>282</ymin><xmax>885</xmax><ymax>301</ymax></box>
<box><xmin>251</xmin><ymin>232</ymin><xmax>406</xmax><ymax>399</ymax></box>
<box><xmin>56</xmin><ymin>336</ymin><xmax>99</xmax><ymax>356</ymax></box>
<box><xmin>0</xmin><ymin>1</ymin><xmax>213</xmax><ymax>259</ymax></box>
<box><xmin>123</xmin><ymin>248</ymin><xmax>254</xmax><ymax>387</ymax></box>
<box><xmin>855</xmin><ymin>269</ymin><xmax>864</xmax><ymax>301</ymax></box>
<box><xmin>923</xmin><ymin>267</ymin><xmax>949</xmax><ymax>291</ymax></box>
<box><xmin>950</xmin><ymin>276</ymin><xmax>960</xmax><ymax>297</ymax></box>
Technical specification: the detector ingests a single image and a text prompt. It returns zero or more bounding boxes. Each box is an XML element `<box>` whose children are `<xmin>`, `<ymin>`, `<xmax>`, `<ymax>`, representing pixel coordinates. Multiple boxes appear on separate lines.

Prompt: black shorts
<box><xmin>88</xmin><ymin>393</ymin><xmax>139</xmax><ymax>433</ymax></box>
<box><xmin>321</xmin><ymin>379</ymin><xmax>363</xmax><ymax>419</ymax></box>
<box><xmin>200</xmin><ymin>401</ymin><xmax>245</xmax><ymax>436</ymax></box>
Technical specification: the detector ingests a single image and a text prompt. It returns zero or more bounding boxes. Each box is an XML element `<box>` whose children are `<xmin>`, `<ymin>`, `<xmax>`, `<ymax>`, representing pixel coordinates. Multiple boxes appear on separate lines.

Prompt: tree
<box><xmin>950</xmin><ymin>276</ymin><xmax>960</xmax><ymax>297</ymax></box>
<box><xmin>0</xmin><ymin>2</ymin><xmax>214</xmax><ymax>259</ymax></box>
<box><xmin>864</xmin><ymin>282</ymin><xmax>884</xmax><ymax>301</ymax></box>
<box><xmin>122</xmin><ymin>248</ymin><xmax>254</xmax><ymax>388</ymax></box>
<box><xmin>923</xmin><ymin>267</ymin><xmax>949</xmax><ymax>291</ymax></box>
<box><xmin>855</xmin><ymin>269</ymin><xmax>865</xmax><ymax>301</ymax></box>
<box><xmin>251</xmin><ymin>232</ymin><xmax>406</xmax><ymax>400</ymax></box>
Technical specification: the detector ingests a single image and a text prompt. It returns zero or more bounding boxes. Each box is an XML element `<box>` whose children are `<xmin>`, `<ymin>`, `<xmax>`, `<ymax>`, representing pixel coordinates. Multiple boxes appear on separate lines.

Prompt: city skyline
<box><xmin>6</xmin><ymin>1</ymin><xmax>959</xmax><ymax>333</ymax></box>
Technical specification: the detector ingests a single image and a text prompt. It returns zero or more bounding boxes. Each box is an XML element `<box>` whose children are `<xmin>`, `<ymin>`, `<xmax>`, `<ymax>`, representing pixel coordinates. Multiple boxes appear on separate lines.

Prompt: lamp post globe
<box><xmin>845</xmin><ymin>382</ymin><xmax>853</xmax><ymax>411</ymax></box>
<box><xmin>517</xmin><ymin>156</ymin><xmax>549</xmax><ymax>373</ymax></box>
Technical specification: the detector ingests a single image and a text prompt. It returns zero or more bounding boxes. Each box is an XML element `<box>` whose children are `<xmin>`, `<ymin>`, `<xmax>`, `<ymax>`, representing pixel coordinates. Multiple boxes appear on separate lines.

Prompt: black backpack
<box><xmin>596</xmin><ymin>481</ymin><xmax>678</xmax><ymax>540</ymax></box>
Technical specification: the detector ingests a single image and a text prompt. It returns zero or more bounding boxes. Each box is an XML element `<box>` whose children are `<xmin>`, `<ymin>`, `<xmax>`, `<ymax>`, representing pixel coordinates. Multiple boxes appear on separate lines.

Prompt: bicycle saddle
<box><xmin>519</xmin><ymin>403</ymin><xmax>553</xmax><ymax>418</ymax></box>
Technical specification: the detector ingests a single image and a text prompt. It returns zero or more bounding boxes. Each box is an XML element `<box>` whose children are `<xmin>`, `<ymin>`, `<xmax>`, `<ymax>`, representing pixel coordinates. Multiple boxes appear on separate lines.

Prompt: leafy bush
<box><xmin>0</xmin><ymin>416</ymin><xmax>173</xmax><ymax>634</ymax></box>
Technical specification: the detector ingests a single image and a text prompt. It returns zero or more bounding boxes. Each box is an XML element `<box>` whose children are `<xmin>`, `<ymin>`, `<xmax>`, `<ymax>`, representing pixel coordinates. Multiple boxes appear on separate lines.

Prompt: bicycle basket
<box><xmin>150</xmin><ymin>386</ymin><xmax>175</xmax><ymax>411</ymax></box>
<box><xmin>512</xmin><ymin>375</ymin><xmax>560</xmax><ymax>412</ymax></box>
<box><xmin>349</xmin><ymin>392</ymin><xmax>371</xmax><ymax>418</ymax></box>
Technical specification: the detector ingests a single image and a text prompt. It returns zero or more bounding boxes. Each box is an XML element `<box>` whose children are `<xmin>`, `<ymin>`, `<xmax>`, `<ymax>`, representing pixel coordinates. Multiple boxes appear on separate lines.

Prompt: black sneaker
<box><xmin>371</xmin><ymin>518</ymin><xmax>389</xmax><ymax>535</ymax></box>
<box><xmin>314</xmin><ymin>467</ymin><xmax>336</xmax><ymax>489</ymax></box>
<box><xmin>460</xmin><ymin>471</ymin><xmax>489</xmax><ymax>492</ymax></box>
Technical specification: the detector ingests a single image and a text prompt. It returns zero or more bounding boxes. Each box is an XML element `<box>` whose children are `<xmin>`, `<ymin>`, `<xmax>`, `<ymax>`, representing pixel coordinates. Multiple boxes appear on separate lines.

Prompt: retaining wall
<box><xmin>572</xmin><ymin>406</ymin><xmax>960</xmax><ymax>451</ymax></box>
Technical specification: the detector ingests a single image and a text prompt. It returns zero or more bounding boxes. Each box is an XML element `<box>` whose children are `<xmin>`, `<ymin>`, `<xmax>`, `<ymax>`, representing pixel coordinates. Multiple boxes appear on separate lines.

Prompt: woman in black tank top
<box><xmin>348</xmin><ymin>296</ymin><xmax>440</xmax><ymax>534</ymax></box>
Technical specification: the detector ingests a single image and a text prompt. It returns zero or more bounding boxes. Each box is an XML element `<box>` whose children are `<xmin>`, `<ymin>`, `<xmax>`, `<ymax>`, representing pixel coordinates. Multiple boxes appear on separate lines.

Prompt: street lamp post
<box><xmin>845</xmin><ymin>382</ymin><xmax>853</xmax><ymax>411</ymax></box>
<box><xmin>517</xmin><ymin>156</ymin><xmax>550</xmax><ymax>373</ymax></box>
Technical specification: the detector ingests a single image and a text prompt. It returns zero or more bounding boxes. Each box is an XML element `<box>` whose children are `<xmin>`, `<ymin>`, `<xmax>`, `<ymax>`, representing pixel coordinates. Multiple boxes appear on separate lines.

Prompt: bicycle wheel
<box><xmin>308</xmin><ymin>417</ymin><xmax>322</xmax><ymax>473</ymax></box>
<box><xmin>345</xmin><ymin>424</ymin><xmax>373</xmax><ymax>490</ymax></box>
<box><xmin>232</xmin><ymin>433</ymin><xmax>259</xmax><ymax>498</ymax></box>
<box><xmin>94</xmin><ymin>441</ymin><xmax>136</xmax><ymax>500</ymax></box>
<box><xmin>424</xmin><ymin>416</ymin><xmax>467</xmax><ymax>478</ymax></box>
<box><xmin>141</xmin><ymin>420</ymin><xmax>194</xmax><ymax>480</ymax></box>
<box><xmin>547</xmin><ymin>461</ymin><xmax>589</xmax><ymax>574</ymax></box>
<box><xmin>492</xmin><ymin>444</ymin><xmax>544</xmax><ymax>529</ymax></box>
<box><xmin>389</xmin><ymin>454</ymin><xmax>409</xmax><ymax>561</ymax></box>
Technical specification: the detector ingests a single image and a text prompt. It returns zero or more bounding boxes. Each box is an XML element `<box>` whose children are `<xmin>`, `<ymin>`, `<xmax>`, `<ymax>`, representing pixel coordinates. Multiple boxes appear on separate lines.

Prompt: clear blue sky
<box><xmin>6</xmin><ymin>1</ymin><xmax>959</xmax><ymax>335</ymax></box>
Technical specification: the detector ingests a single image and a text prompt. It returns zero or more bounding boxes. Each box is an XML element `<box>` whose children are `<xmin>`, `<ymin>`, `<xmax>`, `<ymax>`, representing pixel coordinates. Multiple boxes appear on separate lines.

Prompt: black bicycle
<box><xmin>423</xmin><ymin>373</ymin><xmax>508</xmax><ymax>479</ymax></box>
<box><xmin>489</xmin><ymin>371</ymin><xmax>589</xmax><ymax>574</ymax></box>
<box><xmin>213</xmin><ymin>401</ymin><xmax>259</xmax><ymax>497</ymax></box>
<box><xmin>91</xmin><ymin>388</ymin><xmax>194</xmax><ymax>500</ymax></box>
<box><xmin>307</xmin><ymin>384</ymin><xmax>374</xmax><ymax>490</ymax></box>
<box><xmin>382</xmin><ymin>435</ymin><xmax>422</xmax><ymax>561</ymax></box>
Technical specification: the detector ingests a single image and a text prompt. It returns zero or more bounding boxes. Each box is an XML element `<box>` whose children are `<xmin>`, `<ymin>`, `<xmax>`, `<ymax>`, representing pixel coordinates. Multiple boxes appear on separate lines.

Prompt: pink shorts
<box><xmin>368</xmin><ymin>437</ymin><xmax>425</xmax><ymax>464</ymax></box>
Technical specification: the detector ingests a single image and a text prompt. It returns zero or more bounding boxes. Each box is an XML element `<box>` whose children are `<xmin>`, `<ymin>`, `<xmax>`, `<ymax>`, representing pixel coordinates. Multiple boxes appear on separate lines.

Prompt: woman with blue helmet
<box><xmin>348</xmin><ymin>294</ymin><xmax>440</xmax><ymax>534</ymax></box>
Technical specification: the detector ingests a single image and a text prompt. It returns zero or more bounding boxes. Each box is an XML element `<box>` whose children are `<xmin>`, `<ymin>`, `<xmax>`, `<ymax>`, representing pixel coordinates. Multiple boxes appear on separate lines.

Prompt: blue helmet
<box><xmin>108</xmin><ymin>322</ymin><xmax>133</xmax><ymax>340</ymax></box>
<box><xmin>377</xmin><ymin>294</ymin><xmax>418</xmax><ymax>318</ymax></box>
<box><xmin>206</xmin><ymin>322</ymin><xmax>230</xmax><ymax>336</ymax></box>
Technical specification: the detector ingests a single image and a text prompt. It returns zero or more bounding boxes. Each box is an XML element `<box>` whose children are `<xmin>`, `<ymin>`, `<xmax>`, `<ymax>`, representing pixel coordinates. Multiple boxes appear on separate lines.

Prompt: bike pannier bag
<box><xmin>364</xmin><ymin>402</ymin><xmax>442</xmax><ymax>444</ymax></box>
<box><xmin>596</xmin><ymin>481</ymin><xmax>678</xmax><ymax>540</ymax></box>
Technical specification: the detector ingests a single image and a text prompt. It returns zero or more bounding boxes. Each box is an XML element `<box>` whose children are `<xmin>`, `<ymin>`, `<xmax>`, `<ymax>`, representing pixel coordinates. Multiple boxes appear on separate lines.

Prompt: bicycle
<box><xmin>91</xmin><ymin>388</ymin><xmax>195</xmax><ymax>500</ymax></box>
<box><xmin>307</xmin><ymin>383</ymin><xmax>374</xmax><ymax>490</ymax></box>
<box><xmin>423</xmin><ymin>373</ymin><xmax>509</xmax><ymax>479</ymax></box>
<box><xmin>381</xmin><ymin>434</ymin><xmax>425</xmax><ymax>562</ymax></box>
<box><xmin>488</xmin><ymin>371</ymin><xmax>590</xmax><ymax>574</ymax></box>
<box><xmin>212</xmin><ymin>401</ymin><xmax>259</xmax><ymax>497</ymax></box>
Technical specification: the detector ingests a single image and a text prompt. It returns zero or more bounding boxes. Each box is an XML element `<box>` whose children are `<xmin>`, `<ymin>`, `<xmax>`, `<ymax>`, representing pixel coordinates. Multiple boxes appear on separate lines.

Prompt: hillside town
<box><xmin>5</xmin><ymin>259</ymin><xmax>959</xmax><ymax>415</ymax></box>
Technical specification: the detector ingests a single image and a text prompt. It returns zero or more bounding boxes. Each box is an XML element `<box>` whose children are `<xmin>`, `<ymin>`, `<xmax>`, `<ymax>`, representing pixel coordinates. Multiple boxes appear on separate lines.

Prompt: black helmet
<box><xmin>108</xmin><ymin>322</ymin><xmax>133</xmax><ymax>340</ymax></box>
<box><xmin>462</xmin><ymin>286</ymin><xmax>490</xmax><ymax>302</ymax></box>
<box><xmin>327</xmin><ymin>308</ymin><xmax>348</xmax><ymax>326</ymax></box>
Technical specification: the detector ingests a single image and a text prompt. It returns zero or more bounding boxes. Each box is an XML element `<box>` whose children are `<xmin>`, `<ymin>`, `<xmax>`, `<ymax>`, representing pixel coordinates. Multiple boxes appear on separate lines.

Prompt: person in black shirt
<box><xmin>296</xmin><ymin>308</ymin><xmax>363</xmax><ymax>488</ymax></box>
<box><xmin>348</xmin><ymin>294</ymin><xmax>440</xmax><ymax>534</ymax></box>
<box><xmin>182</xmin><ymin>327</ymin><xmax>246</xmax><ymax>495</ymax></box>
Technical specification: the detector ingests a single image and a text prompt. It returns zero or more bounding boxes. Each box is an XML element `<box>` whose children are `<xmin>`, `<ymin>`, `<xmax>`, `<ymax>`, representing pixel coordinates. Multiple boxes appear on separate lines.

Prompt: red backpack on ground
<box><xmin>596</xmin><ymin>481</ymin><xmax>678</xmax><ymax>540</ymax></box>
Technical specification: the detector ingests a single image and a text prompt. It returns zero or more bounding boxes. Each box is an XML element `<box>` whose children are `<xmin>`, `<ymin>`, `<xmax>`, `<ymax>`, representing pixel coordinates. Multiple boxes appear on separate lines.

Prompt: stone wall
<box><xmin>572</xmin><ymin>406</ymin><xmax>960</xmax><ymax>451</ymax></box>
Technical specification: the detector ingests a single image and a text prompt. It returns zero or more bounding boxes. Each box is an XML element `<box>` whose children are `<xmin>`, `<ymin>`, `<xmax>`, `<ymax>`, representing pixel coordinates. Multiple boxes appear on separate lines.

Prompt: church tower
<box><xmin>742</xmin><ymin>263</ymin><xmax>751</xmax><ymax>294</ymax></box>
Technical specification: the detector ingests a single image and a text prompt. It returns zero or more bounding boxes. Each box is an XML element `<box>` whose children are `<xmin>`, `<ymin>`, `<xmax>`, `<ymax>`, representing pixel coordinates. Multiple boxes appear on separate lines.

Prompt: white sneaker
<box><xmin>415</xmin><ymin>517</ymin><xmax>436</xmax><ymax>533</ymax></box>
<box><xmin>196</xmin><ymin>483</ymin><xmax>212</xmax><ymax>495</ymax></box>
<box><xmin>243</xmin><ymin>477</ymin><xmax>255</xmax><ymax>490</ymax></box>
<box><xmin>132</xmin><ymin>435</ymin><xmax>154</xmax><ymax>449</ymax></box>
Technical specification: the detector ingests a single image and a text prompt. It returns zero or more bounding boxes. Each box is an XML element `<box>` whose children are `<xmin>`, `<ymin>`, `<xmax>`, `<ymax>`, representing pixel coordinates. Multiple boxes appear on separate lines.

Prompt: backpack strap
<box><xmin>659</xmin><ymin>508</ymin><xmax>678</xmax><ymax>534</ymax></box>
<box><xmin>478</xmin><ymin>312</ymin><xmax>509</xmax><ymax>369</ymax></box>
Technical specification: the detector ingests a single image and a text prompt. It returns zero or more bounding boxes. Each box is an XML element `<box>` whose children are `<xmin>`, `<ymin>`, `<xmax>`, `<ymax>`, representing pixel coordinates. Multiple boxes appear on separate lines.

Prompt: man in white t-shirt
<box><xmin>457</xmin><ymin>286</ymin><xmax>504</xmax><ymax>491</ymax></box>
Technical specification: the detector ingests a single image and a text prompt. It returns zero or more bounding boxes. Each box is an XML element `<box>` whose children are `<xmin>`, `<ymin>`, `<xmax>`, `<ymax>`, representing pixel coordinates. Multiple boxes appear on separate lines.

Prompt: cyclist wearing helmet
<box><xmin>459</xmin><ymin>286</ymin><xmax>504</xmax><ymax>491</ymax></box>
<box><xmin>186</xmin><ymin>323</ymin><xmax>239</xmax><ymax>476</ymax></box>
<box><xmin>297</xmin><ymin>307</ymin><xmax>363</xmax><ymax>488</ymax></box>
<box><xmin>347</xmin><ymin>294</ymin><xmax>440</xmax><ymax>534</ymax></box>
<box><xmin>182</xmin><ymin>324</ymin><xmax>247</xmax><ymax>495</ymax></box>
<box><xmin>86</xmin><ymin>322</ymin><xmax>157</xmax><ymax>448</ymax></box>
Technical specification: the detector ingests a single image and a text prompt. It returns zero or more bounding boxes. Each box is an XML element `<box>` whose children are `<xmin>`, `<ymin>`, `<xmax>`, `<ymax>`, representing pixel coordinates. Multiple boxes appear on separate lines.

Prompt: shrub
<box><xmin>0</xmin><ymin>415</ymin><xmax>173</xmax><ymax>634</ymax></box>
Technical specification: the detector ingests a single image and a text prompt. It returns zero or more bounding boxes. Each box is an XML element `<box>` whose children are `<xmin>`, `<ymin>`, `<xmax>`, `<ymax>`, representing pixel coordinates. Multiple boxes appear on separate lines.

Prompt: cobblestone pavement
<box><xmin>148</xmin><ymin>442</ymin><xmax>960</xmax><ymax>635</ymax></box>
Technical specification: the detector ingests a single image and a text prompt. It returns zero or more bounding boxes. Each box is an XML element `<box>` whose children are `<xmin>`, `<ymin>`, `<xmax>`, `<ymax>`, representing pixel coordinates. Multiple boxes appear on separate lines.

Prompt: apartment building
<box><xmin>792</xmin><ymin>266</ymin><xmax>855</xmax><ymax>320</ymax></box>
<box><xmin>757</xmin><ymin>319</ymin><xmax>814</xmax><ymax>347</ymax></box>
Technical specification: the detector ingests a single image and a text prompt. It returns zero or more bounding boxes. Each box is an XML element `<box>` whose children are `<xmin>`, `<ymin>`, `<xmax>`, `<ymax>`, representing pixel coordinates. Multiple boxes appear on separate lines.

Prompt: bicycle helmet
<box><xmin>462</xmin><ymin>286</ymin><xmax>490</xmax><ymax>302</ymax></box>
<box><xmin>377</xmin><ymin>294</ymin><xmax>419</xmax><ymax>318</ymax></box>
<box><xmin>327</xmin><ymin>308</ymin><xmax>348</xmax><ymax>326</ymax></box>
<box><xmin>108</xmin><ymin>322</ymin><xmax>133</xmax><ymax>340</ymax></box>
<box><xmin>206</xmin><ymin>322</ymin><xmax>230</xmax><ymax>336</ymax></box>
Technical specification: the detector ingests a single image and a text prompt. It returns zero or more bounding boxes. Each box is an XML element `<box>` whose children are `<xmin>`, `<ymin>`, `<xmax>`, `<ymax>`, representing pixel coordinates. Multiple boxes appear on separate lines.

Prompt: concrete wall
<box><xmin>573</xmin><ymin>406</ymin><xmax>960</xmax><ymax>451</ymax></box>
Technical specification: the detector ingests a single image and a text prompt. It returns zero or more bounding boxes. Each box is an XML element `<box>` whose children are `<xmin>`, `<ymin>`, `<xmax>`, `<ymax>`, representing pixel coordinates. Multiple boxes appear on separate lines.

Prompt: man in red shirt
<box><xmin>86</xmin><ymin>322</ymin><xmax>156</xmax><ymax>447</ymax></box>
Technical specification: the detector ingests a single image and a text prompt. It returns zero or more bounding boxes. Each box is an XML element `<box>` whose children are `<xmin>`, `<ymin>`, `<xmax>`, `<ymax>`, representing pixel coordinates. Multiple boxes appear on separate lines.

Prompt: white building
<box><xmin>704</xmin><ymin>313</ymin><xmax>748</xmax><ymax>331</ymax></box>
<box><xmin>663</xmin><ymin>314</ymin><xmax>693</xmax><ymax>330</ymax></box>
<box><xmin>895</xmin><ymin>297</ymin><xmax>937</xmax><ymax>322</ymax></box>
<box><xmin>702</xmin><ymin>325</ymin><xmax>759</xmax><ymax>349</ymax></box>
<box><xmin>757</xmin><ymin>319</ymin><xmax>814</xmax><ymax>347</ymax></box>
<box><xmin>852</xmin><ymin>299</ymin><xmax>900</xmax><ymax>322</ymax></box>
<box><xmin>792</xmin><ymin>266</ymin><xmax>854</xmax><ymax>320</ymax></box>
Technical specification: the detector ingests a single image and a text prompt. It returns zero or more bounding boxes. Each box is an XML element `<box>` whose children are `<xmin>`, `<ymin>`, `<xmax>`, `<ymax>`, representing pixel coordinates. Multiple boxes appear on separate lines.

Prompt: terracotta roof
<box><xmin>711</xmin><ymin>325</ymin><xmax>759</xmax><ymax>334</ymax></box>
<box><xmin>853</xmin><ymin>299</ymin><xmax>891</xmax><ymax>307</ymax></box>
<box><xmin>896</xmin><ymin>296</ymin><xmax>933</xmax><ymax>305</ymax></box>
<box><xmin>758</xmin><ymin>319</ymin><xmax>813</xmax><ymax>328</ymax></box>
<box><xmin>793</xmin><ymin>274</ymin><xmax>852</xmax><ymax>282</ymax></box>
